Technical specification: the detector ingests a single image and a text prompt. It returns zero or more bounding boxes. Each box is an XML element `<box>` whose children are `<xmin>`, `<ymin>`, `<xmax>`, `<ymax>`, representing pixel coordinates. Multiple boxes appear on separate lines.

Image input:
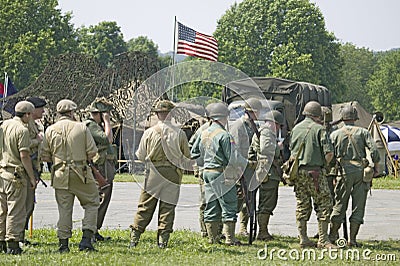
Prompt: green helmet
<box><xmin>302</xmin><ymin>101</ymin><xmax>322</xmax><ymax>117</ymax></box>
<box><xmin>244</xmin><ymin>98</ymin><xmax>262</xmax><ymax>112</ymax></box>
<box><xmin>259</xmin><ymin>110</ymin><xmax>284</xmax><ymax>125</ymax></box>
<box><xmin>87</xmin><ymin>98</ymin><xmax>113</xmax><ymax>113</ymax></box>
<box><xmin>206</xmin><ymin>102</ymin><xmax>229</xmax><ymax>120</ymax></box>
<box><xmin>152</xmin><ymin>100</ymin><xmax>175</xmax><ymax>112</ymax></box>
<box><xmin>341</xmin><ymin>105</ymin><xmax>359</xmax><ymax>121</ymax></box>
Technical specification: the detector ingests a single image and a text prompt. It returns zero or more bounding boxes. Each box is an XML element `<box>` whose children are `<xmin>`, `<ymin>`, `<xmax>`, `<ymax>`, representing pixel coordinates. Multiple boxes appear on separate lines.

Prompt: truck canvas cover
<box><xmin>223</xmin><ymin>77</ymin><xmax>331</xmax><ymax>130</ymax></box>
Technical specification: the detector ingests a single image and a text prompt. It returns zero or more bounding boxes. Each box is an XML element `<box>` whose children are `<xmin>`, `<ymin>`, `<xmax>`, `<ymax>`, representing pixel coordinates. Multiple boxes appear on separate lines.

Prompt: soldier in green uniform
<box><xmin>191</xmin><ymin>102</ymin><xmax>248</xmax><ymax>245</ymax></box>
<box><xmin>329</xmin><ymin>105</ymin><xmax>380</xmax><ymax>247</ymax></box>
<box><xmin>41</xmin><ymin>99</ymin><xmax>99</xmax><ymax>253</ymax></box>
<box><xmin>189</xmin><ymin>118</ymin><xmax>211</xmax><ymax>238</ymax></box>
<box><xmin>289</xmin><ymin>101</ymin><xmax>336</xmax><ymax>248</ymax></box>
<box><xmin>85</xmin><ymin>99</ymin><xmax>115</xmax><ymax>241</ymax></box>
<box><xmin>248</xmin><ymin>110</ymin><xmax>284</xmax><ymax>241</ymax></box>
<box><xmin>18</xmin><ymin>97</ymin><xmax>47</xmax><ymax>245</ymax></box>
<box><xmin>130</xmin><ymin>100</ymin><xmax>190</xmax><ymax>248</ymax></box>
<box><xmin>0</xmin><ymin>101</ymin><xmax>37</xmax><ymax>254</ymax></box>
<box><xmin>230</xmin><ymin>98</ymin><xmax>262</xmax><ymax>236</ymax></box>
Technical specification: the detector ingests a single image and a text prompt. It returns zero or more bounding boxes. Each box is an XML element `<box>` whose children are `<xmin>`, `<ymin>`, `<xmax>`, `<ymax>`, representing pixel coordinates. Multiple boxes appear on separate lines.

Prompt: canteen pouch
<box><xmin>363</xmin><ymin>166</ymin><xmax>374</xmax><ymax>183</ymax></box>
<box><xmin>281</xmin><ymin>156</ymin><xmax>299</xmax><ymax>186</ymax></box>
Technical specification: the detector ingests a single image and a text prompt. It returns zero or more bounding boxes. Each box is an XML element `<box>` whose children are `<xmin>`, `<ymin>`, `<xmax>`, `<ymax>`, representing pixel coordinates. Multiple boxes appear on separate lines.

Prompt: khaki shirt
<box><xmin>0</xmin><ymin>117</ymin><xmax>30</xmax><ymax>172</ymax></box>
<box><xmin>136</xmin><ymin>121</ymin><xmax>190</xmax><ymax>169</ymax></box>
<box><xmin>42</xmin><ymin>116</ymin><xmax>98</xmax><ymax>189</ymax></box>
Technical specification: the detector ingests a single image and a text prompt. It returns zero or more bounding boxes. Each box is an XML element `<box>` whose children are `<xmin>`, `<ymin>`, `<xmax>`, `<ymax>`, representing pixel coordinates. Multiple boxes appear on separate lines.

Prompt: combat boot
<box><xmin>95</xmin><ymin>232</ymin><xmax>111</xmax><ymax>241</ymax></box>
<box><xmin>79</xmin><ymin>229</ymin><xmax>95</xmax><ymax>251</ymax></box>
<box><xmin>0</xmin><ymin>241</ymin><xmax>6</xmax><ymax>253</ymax></box>
<box><xmin>297</xmin><ymin>220</ymin><xmax>316</xmax><ymax>248</ymax></box>
<box><xmin>58</xmin><ymin>238</ymin><xmax>70</xmax><ymax>253</ymax></box>
<box><xmin>348</xmin><ymin>223</ymin><xmax>361</xmax><ymax>247</ymax></box>
<box><xmin>129</xmin><ymin>228</ymin><xmax>141</xmax><ymax>248</ymax></box>
<box><xmin>328</xmin><ymin>221</ymin><xmax>341</xmax><ymax>243</ymax></box>
<box><xmin>158</xmin><ymin>231</ymin><xmax>169</xmax><ymax>249</ymax></box>
<box><xmin>257</xmin><ymin>213</ymin><xmax>273</xmax><ymax>241</ymax></box>
<box><xmin>224</xmin><ymin>221</ymin><xmax>242</xmax><ymax>246</ymax></box>
<box><xmin>205</xmin><ymin>222</ymin><xmax>221</xmax><ymax>244</ymax></box>
<box><xmin>317</xmin><ymin>220</ymin><xmax>338</xmax><ymax>249</ymax></box>
<box><xmin>6</xmin><ymin>240</ymin><xmax>22</xmax><ymax>255</ymax></box>
<box><xmin>238</xmin><ymin>210</ymin><xmax>249</xmax><ymax>236</ymax></box>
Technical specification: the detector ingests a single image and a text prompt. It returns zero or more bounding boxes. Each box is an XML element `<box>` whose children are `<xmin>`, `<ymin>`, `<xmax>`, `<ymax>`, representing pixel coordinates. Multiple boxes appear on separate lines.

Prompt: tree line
<box><xmin>1</xmin><ymin>0</ymin><xmax>399</xmax><ymax>120</ymax></box>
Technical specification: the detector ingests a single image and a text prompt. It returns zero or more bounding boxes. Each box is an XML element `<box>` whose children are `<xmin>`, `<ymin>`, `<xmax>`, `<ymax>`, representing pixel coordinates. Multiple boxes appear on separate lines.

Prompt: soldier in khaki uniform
<box><xmin>85</xmin><ymin>99</ymin><xmax>115</xmax><ymax>241</ymax></box>
<box><xmin>289</xmin><ymin>101</ymin><xmax>336</xmax><ymax>248</ymax></box>
<box><xmin>0</xmin><ymin>101</ymin><xmax>37</xmax><ymax>255</ymax></box>
<box><xmin>229</xmin><ymin>98</ymin><xmax>262</xmax><ymax>236</ymax></box>
<box><xmin>130</xmin><ymin>100</ymin><xmax>190</xmax><ymax>248</ymax></box>
<box><xmin>19</xmin><ymin>97</ymin><xmax>47</xmax><ymax>245</ymax></box>
<box><xmin>329</xmin><ymin>105</ymin><xmax>380</xmax><ymax>247</ymax></box>
<box><xmin>41</xmin><ymin>99</ymin><xmax>99</xmax><ymax>253</ymax></box>
<box><xmin>191</xmin><ymin>102</ymin><xmax>248</xmax><ymax>245</ymax></box>
<box><xmin>248</xmin><ymin>110</ymin><xmax>284</xmax><ymax>241</ymax></box>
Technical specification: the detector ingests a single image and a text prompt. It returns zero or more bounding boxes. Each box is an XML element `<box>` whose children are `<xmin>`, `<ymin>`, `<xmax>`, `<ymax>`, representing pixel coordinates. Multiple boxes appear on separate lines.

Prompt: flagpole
<box><xmin>1</xmin><ymin>72</ymin><xmax>7</xmax><ymax>117</ymax></box>
<box><xmin>4</xmin><ymin>72</ymin><xmax>8</xmax><ymax>99</ymax></box>
<box><xmin>171</xmin><ymin>16</ymin><xmax>177</xmax><ymax>101</ymax></box>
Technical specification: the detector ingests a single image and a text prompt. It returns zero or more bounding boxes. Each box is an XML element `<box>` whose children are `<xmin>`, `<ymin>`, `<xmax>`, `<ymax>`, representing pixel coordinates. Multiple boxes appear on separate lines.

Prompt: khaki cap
<box><xmin>57</xmin><ymin>99</ymin><xmax>77</xmax><ymax>113</ymax></box>
<box><xmin>15</xmin><ymin>101</ymin><xmax>35</xmax><ymax>114</ymax></box>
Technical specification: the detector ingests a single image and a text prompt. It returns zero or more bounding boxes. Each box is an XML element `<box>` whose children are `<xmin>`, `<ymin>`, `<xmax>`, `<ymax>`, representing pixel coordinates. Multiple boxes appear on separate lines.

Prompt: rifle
<box><xmin>88</xmin><ymin>162</ymin><xmax>111</xmax><ymax>190</ymax></box>
<box><xmin>243</xmin><ymin>109</ymin><xmax>260</xmax><ymax>244</ymax></box>
<box><xmin>31</xmin><ymin>152</ymin><xmax>47</xmax><ymax>187</ymax></box>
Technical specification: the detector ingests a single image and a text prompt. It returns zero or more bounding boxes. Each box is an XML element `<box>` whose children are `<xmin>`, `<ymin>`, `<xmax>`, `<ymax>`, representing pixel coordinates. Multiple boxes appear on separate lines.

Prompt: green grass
<box><xmin>1</xmin><ymin>229</ymin><xmax>399</xmax><ymax>265</ymax></box>
<box><xmin>371</xmin><ymin>175</ymin><xmax>400</xmax><ymax>189</ymax></box>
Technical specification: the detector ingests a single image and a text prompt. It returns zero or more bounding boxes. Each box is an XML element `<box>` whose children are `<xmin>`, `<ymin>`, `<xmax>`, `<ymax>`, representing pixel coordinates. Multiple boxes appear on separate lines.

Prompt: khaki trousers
<box><xmin>55</xmin><ymin>173</ymin><xmax>99</xmax><ymax>239</ymax></box>
<box><xmin>0</xmin><ymin>176</ymin><xmax>27</xmax><ymax>241</ymax></box>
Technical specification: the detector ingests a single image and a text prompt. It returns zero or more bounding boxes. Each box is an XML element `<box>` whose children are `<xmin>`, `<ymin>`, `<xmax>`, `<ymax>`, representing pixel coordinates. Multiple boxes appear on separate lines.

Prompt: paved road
<box><xmin>33</xmin><ymin>183</ymin><xmax>400</xmax><ymax>240</ymax></box>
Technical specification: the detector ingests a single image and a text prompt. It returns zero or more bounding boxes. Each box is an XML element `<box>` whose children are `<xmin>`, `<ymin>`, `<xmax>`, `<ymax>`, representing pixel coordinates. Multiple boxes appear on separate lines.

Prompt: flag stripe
<box><xmin>176</xmin><ymin>22</ymin><xmax>218</xmax><ymax>62</ymax></box>
<box><xmin>177</xmin><ymin>40</ymin><xmax>218</xmax><ymax>57</ymax></box>
<box><xmin>177</xmin><ymin>42</ymin><xmax>218</xmax><ymax>61</ymax></box>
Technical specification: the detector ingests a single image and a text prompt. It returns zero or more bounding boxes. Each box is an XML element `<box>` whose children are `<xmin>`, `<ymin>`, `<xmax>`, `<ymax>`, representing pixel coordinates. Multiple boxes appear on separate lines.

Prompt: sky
<box><xmin>57</xmin><ymin>0</ymin><xmax>400</xmax><ymax>53</ymax></box>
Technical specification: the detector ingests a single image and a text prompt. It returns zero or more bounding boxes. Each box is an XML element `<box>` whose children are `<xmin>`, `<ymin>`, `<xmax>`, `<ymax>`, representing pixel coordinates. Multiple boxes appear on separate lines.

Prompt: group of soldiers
<box><xmin>129</xmin><ymin>97</ymin><xmax>380</xmax><ymax>250</ymax></box>
<box><xmin>0</xmin><ymin>95</ymin><xmax>380</xmax><ymax>254</ymax></box>
<box><xmin>0</xmin><ymin>98</ymin><xmax>116</xmax><ymax>254</ymax></box>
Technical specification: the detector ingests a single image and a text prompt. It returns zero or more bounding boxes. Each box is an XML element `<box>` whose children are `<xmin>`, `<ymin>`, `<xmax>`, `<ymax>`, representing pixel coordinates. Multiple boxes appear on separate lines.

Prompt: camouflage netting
<box><xmin>2</xmin><ymin>51</ymin><xmax>160</xmax><ymax>123</ymax></box>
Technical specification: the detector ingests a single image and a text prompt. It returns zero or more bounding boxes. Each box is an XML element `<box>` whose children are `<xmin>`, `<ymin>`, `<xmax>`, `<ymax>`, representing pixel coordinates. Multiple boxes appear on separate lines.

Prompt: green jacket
<box><xmin>249</xmin><ymin>123</ymin><xmax>281</xmax><ymax>181</ymax></box>
<box><xmin>290</xmin><ymin>117</ymin><xmax>333</xmax><ymax>168</ymax></box>
<box><xmin>85</xmin><ymin>118</ymin><xmax>114</xmax><ymax>165</ymax></box>
<box><xmin>330</xmin><ymin>124</ymin><xmax>380</xmax><ymax>163</ymax></box>
<box><xmin>191</xmin><ymin>122</ymin><xmax>247</xmax><ymax>170</ymax></box>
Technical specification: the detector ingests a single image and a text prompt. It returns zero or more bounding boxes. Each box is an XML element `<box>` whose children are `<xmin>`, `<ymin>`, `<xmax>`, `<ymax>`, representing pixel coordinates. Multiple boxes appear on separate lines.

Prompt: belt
<box><xmin>298</xmin><ymin>165</ymin><xmax>322</xmax><ymax>171</ymax></box>
<box><xmin>339</xmin><ymin>159</ymin><xmax>363</xmax><ymax>167</ymax></box>
<box><xmin>204</xmin><ymin>167</ymin><xmax>224</xmax><ymax>172</ymax></box>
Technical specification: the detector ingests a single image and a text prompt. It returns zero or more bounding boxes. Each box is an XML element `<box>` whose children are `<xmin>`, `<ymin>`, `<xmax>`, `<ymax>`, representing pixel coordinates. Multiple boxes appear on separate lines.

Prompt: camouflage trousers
<box><xmin>294</xmin><ymin>168</ymin><xmax>332</xmax><ymax>222</ymax></box>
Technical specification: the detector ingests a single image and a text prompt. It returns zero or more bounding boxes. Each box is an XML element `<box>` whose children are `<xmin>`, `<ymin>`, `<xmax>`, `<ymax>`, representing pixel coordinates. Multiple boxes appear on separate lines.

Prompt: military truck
<box><xmin>223</xmin><ymin>77</ymin><xmax>332</xmax><ymax>159</ymax></box>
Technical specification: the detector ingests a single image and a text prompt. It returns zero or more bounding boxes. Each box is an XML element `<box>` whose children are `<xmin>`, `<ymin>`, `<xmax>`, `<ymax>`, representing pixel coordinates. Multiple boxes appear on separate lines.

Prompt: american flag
<box><xmin>176</xmin><ymin>22</ymin><xmax>218</xmax><ymax>61</ymax></box>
